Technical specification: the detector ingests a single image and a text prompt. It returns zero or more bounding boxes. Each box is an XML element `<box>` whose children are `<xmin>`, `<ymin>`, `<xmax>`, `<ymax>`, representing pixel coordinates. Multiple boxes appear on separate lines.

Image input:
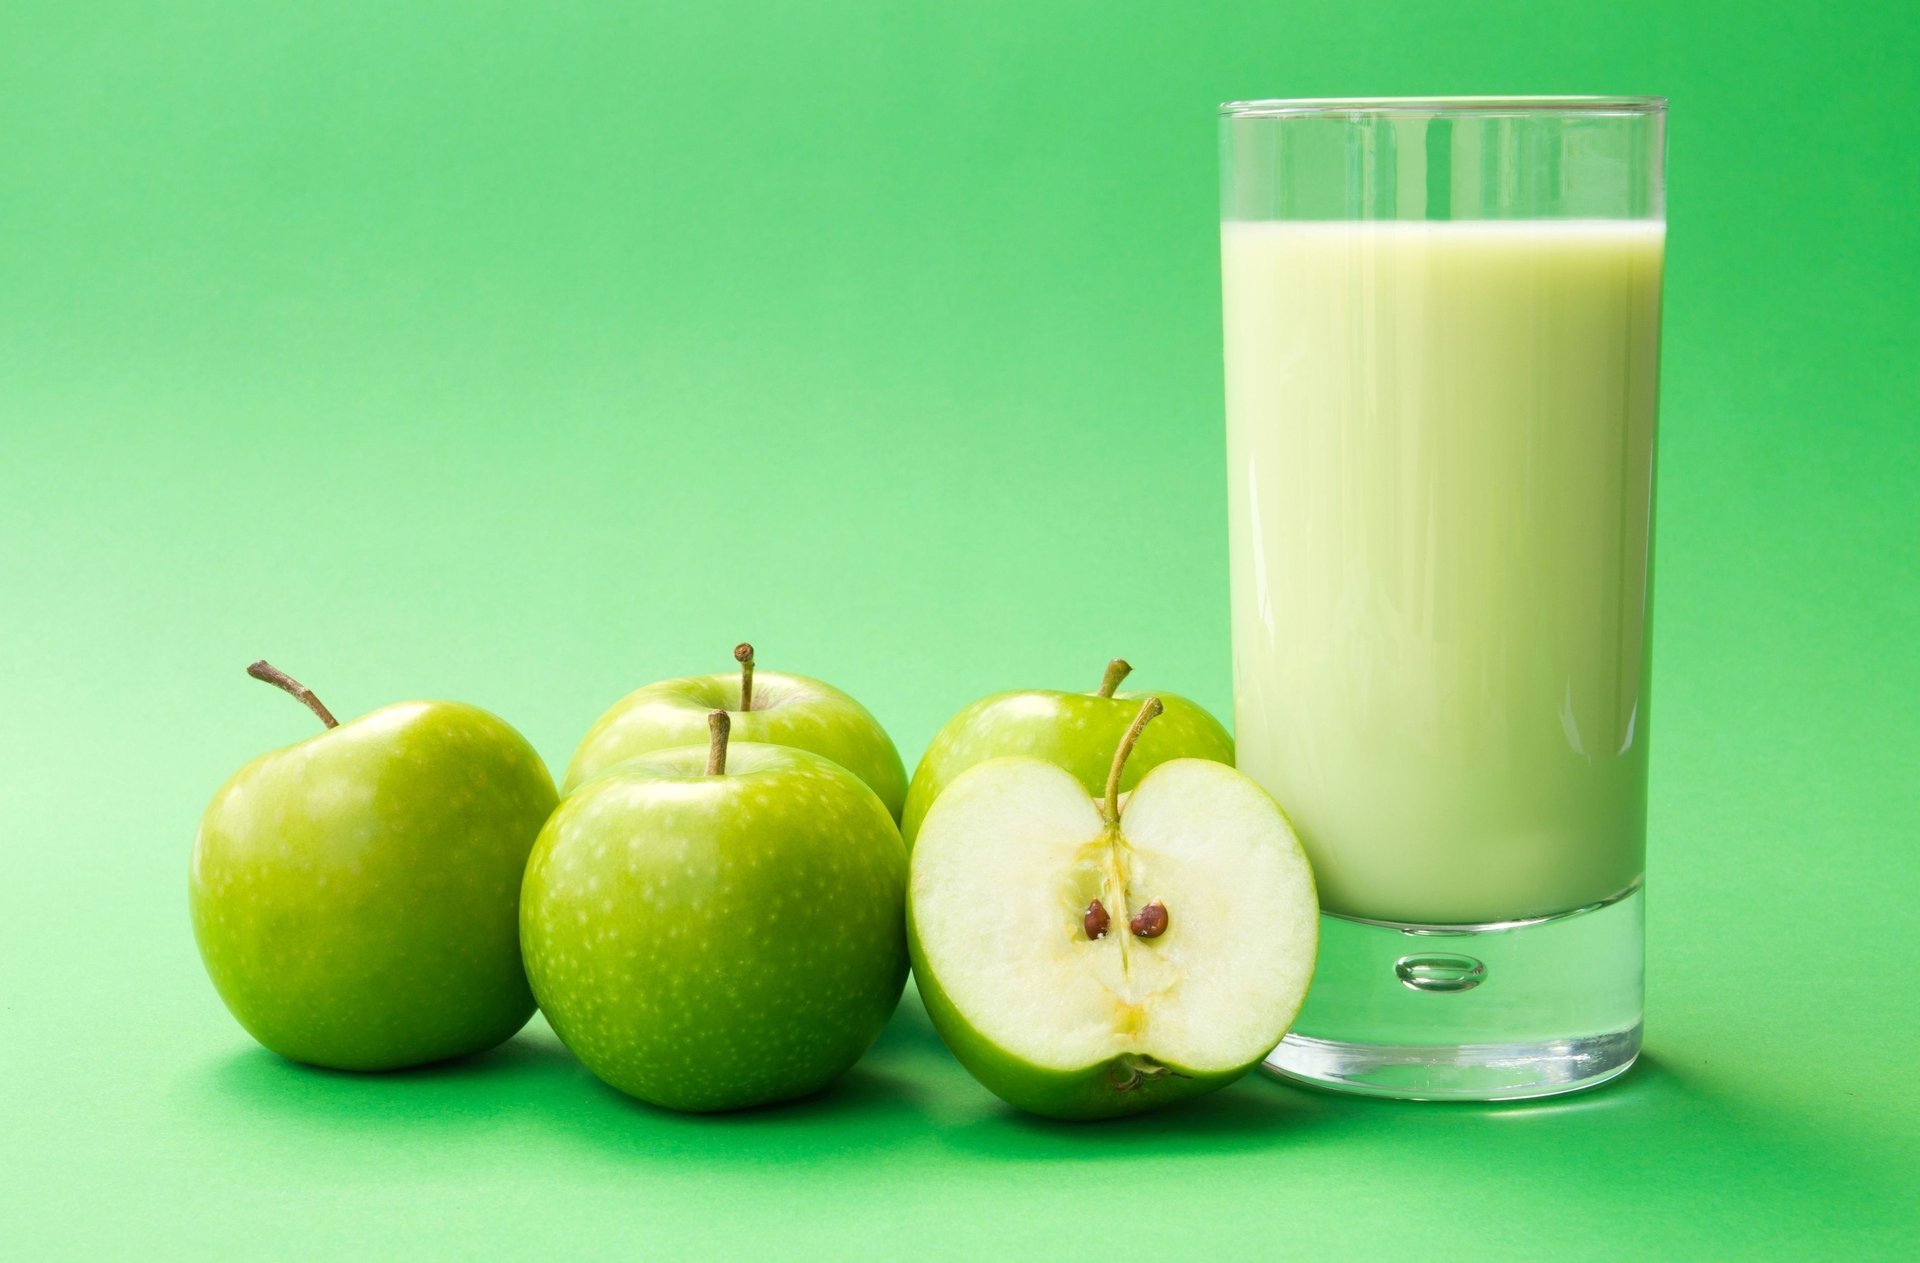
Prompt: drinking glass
<box><xmin>1219</xmin><ymin>97</ymin><xmax>1666</xmax><ymax>1099</ymax></box>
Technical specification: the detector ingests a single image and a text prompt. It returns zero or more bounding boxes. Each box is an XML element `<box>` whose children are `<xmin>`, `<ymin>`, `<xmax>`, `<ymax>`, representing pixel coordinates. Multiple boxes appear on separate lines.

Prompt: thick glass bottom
<box><xmin>1264</xmin><ymin>883</ymin><xmax>1643</xmax><ymax>1101</ymax></box>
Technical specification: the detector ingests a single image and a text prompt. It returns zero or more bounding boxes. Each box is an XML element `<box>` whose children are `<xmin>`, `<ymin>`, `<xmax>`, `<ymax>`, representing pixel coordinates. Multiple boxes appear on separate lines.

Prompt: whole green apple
<box><xmin>901</xmin><ymin>659</ymin><xmax>1234</xmax><ymax>847</ymax></box>
<box><xmin>908</xmin><ymin>700</ymin><xmax>1318</xmax><ymax>1120</ymax></box>
<box><xmin>562</xmin><ymin>643</ymin><xmax>907</xmax><ymax>821</ymax></box>
<box><xmin>190</xmin><ymin>662</ymin><xmax>557</xmax><ymax>1071</ymax></box>
<box><xmin>523</xmin><ymin>713</ymin><xmax>908</xmax><ymax>1112</ymax></box>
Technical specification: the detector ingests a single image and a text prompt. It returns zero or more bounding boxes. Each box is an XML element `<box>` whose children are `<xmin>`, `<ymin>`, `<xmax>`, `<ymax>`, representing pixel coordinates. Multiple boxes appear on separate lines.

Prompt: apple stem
<box><xmin>246</xmin><ymin>660</ymin><xmax>338</xmax><ymax>729</ymax></box>
<box><xmin>734</xmin><ymin>642</ymin><xmax>755</xmax><ymax>712</ymax></box>
<box><xmin>707</xmin><ymin>709</ymin><xmax>731</xmax><ymax>775</ymax></box>
<box><xmin>1096</xmin><ymin>658</ymin><xmax>1133</xmax><ymax>699</ymax></box>
<box><xmin>1104</xmin><ymin>696</ymin><xmax>1163</xmax><ymax>823</ymax></box>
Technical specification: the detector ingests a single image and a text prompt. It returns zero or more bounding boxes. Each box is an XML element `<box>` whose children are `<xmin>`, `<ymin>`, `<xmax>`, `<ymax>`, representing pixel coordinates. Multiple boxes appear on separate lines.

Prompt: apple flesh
<box><xmin>562</xmin><ymin>648</ymin><xmax>906</xmax><ymax>821</ymax></box>
<box><xmin>523</xmin><ymin>731</ymin><xmax>908</xmax><ymax>1112</ymax></box>
<box><xmin>908</xmin><ymin>752</ymin><xmax>1317</xmax><ymax>1120</ymax></box>
<box><xmin>191</xmin><ymin>688</ymin><xmax>557</xmax><ymax>1071</ymax></box>
<box><xmin>901</xmin><ymin>661</ymin><xmax>1233</xmax><ymax>848</ymax></box>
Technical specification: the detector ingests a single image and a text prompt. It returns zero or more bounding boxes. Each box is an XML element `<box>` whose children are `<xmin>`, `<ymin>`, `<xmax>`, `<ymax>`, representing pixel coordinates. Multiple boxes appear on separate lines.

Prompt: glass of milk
<box><xmin>1220</xmin><ymin>98</ymin><xmax>1666</xmax><ymax>1099</ymax></box>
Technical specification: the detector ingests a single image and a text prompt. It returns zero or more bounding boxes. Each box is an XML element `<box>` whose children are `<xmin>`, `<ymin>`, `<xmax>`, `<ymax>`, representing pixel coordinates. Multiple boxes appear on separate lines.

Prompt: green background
<box><xmin>5</xmin><ymin>1</ymin><xmax>1916</xmax><ymax>1257</ymax></box>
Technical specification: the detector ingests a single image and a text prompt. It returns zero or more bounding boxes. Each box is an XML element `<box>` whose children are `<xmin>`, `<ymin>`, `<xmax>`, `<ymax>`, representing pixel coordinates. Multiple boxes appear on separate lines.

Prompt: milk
<box><xmin>1222</xmin><ymin>220</ymin><xmax>1664</xmax><ymax>924</ymax></box>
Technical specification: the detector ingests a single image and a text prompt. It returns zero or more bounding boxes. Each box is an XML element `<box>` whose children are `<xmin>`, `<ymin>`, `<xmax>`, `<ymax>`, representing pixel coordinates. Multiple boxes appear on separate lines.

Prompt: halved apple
<box><xmin>907</xmin><ymin>701</ymin><xmax>1318</xmax><ymax>1120</ymax></box>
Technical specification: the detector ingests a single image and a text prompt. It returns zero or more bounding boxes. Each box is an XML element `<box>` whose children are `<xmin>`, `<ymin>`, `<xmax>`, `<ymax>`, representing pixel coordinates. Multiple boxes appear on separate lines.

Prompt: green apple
<box><xmin>562</xmin><ymin>642</ymin><xmax>907</xmax><ymax>821</ymax></box>
<box><xmin>523</xmin><ymin>712</ymin><xmax>908</xmax><ymax>1112</ymax></box>
<box><xmin>190</xmin><ymin>662</ymin><xmax>557</xmax><ymax>1071</ymax></box>
<box><xmin>908</xmin><ymin>699</ymin><xmax>1318</xmax><ymax>1120</ymax></box>
<box><xmin>901</xmin><ymin>658</ymin><xmax>1233</xmax><ymax>848</ymax></box>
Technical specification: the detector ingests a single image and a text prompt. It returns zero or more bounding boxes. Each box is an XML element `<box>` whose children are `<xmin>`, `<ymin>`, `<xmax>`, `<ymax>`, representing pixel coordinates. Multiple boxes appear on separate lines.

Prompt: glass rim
<box><xmin>1219</xmin><ymin>95</ymin><xmax>1667</xmax><ymax>119</ymax></box>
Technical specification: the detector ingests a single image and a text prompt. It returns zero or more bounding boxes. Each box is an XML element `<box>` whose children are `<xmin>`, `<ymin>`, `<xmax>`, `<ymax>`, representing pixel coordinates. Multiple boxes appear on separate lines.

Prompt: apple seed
<box><xmin>1083</xmin><ymin>899</ymin><xmax>1110</xmax><ymax>940</ymax></box>
<box><xmin>1129</xmin><ymin>900</ymin><xmax>1168</xmax><ymax>939</ymax></box>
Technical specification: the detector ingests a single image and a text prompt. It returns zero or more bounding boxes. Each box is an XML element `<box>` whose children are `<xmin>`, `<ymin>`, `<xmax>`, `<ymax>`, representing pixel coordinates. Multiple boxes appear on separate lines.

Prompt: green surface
<box><xmin>2</xmin><ymin>1</ymin><xmax>1915</xmax><ymax>1257</ymax></box>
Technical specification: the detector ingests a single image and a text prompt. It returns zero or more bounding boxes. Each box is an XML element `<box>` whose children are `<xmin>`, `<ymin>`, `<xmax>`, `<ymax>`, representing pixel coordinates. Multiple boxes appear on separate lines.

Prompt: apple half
<box><xmin>908</xmin><ymin>704</ymin><xmax>1317</xmax><ymax>1120</ymax></box>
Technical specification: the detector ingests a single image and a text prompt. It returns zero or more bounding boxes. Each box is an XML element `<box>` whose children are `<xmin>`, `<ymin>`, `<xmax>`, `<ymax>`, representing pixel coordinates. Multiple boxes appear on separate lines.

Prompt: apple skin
<box><xmin>522</xmin><ymin>742</ymin><xmax>908</xmax><ymax>1112</ymax></box>
<box><xmin>190</xmin><ymin>701</ymin><xmax>557</xmax><ymax>1071</ymax></box>
<box><xmin>901</xmin><ymin>688</ymin><xmax>1233</xmax><ymax>848</ymax></box>
<box><xmin>907</xmin><ymin>923</ymin><xmax>1256</xmax><ymax>1120</ymax></box>
<box><xmin>562</xmin><ymin>670</ymin><xmax>907</xmax><ymax>821</ymax></box>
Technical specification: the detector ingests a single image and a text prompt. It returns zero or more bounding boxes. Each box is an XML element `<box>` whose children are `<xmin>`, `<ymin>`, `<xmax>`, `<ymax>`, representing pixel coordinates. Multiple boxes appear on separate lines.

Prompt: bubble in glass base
<box><xmin>1263</xmin><ymin>883</ymin><xmax>1643</xmax><ymax>1101</ymax></box>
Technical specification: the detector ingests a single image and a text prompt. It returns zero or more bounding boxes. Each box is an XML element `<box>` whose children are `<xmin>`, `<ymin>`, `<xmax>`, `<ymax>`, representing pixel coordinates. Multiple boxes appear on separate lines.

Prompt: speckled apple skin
<box><xmin>190</xmin><ymin>701</ymin><xmax>558</xmax><ymax>1071</ymax></box>
<box><xmin>901</xmin><ymin>689</ymin><xmax>1233</xmax><ymax>848</ymax></box>
<box><xmin>561</xmin><ymin>670</ymin><xmax>907</xmax><ymax>821</ymax></box>
<box><xmin>522</xmin><ymin>742</ymin><xmax>908</xmax><ymax>1112</ymax></box>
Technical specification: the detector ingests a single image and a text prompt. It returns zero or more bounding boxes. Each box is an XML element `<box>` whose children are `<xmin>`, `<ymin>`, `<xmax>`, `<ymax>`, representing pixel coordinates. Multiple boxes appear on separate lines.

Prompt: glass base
<box><xmin>1264</xmin><ymin>883</ymin><xmax>1643</xmax><ymax>1101</ymax></box>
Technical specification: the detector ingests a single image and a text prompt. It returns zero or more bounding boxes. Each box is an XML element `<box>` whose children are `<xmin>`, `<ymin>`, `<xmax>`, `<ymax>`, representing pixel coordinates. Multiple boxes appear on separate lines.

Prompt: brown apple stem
<box><xmin>707</xmin><ymin>709</ymin><xmax>731</xmax><ymax>775</ymax></box>
<box><xmin>246</xmin><ymin>660</ymin><xmax>338</xmax><ymax>729</ymax></box>
<box><xmin>1096</xmin><ymin>658</ymin><xmax>1133</xmax><ymax>699</ymax></box>
<box><xmin>734</xmin><ymin>642</ymin><xmax>755</xmax><ymax>712</ymax></box>
<box><xmin>1104</xmin><ymin>696</ymin><xmax>1163</xmax><ymax>823</ymax></box>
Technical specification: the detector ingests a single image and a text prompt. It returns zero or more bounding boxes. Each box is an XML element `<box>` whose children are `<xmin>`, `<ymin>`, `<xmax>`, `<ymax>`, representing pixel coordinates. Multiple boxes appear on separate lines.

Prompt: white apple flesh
<box><xmin>908</xmin><ymin>707</ymin><xmax>1317</xmax><ymax>1119</ymax></box>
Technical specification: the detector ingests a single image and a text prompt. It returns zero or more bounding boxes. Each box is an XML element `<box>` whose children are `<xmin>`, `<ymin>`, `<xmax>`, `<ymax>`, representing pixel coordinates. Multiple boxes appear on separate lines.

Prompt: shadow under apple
<box><xmin>183</xmin><ymin>999</ymin><xmax>945</xmax><ymax>1169</ymax></box>
<box><xmin>188</xmin><ymin>1022</ymin><xmax>586</xmax><ymax>1132</ymax></box>
<box><xmin>932</xmin><ymin>1072</ymin><xmax>1331</xmax><ymax>1161</ymax></box>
